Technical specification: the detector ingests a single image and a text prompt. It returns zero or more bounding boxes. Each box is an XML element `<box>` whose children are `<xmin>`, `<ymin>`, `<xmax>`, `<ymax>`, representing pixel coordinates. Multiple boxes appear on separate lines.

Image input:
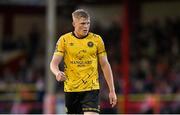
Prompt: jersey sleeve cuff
<box><xmin>98</xmin><ymin>51</ymin><xmax>107</xmax><ymax>57</ymax></box>
<box><xmin>54</xmin><ymin>52</ymin><xmax>64</xmax><ymax>56</ymax></box>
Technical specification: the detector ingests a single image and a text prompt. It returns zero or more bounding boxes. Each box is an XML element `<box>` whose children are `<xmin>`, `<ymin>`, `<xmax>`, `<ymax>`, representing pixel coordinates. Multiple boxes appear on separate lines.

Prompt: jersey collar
<box><xmin>72</xmin><ymin>32</ymin><xmax>89</xmax><ymax>39</ymax></box>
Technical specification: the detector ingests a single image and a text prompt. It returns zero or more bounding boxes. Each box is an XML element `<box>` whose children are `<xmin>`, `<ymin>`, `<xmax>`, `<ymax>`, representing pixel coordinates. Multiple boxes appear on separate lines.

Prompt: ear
<box><xmin>72</xmin><ymin>22</ymin><xmax>75</xmax><ymax>27</ymax></box>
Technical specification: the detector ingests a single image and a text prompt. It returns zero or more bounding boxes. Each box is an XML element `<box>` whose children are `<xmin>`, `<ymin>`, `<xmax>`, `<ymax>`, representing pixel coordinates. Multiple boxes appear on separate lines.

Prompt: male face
<box><xmin>73</xmin><ymin>17</ymin><xmax>90</xmax><ymax>37</ymax></box>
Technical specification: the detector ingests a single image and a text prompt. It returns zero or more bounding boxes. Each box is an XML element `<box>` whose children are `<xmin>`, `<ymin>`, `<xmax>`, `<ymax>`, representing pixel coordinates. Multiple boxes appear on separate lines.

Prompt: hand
<box><xmin>56</xmin><ymin>71</ymin><xmax>66</xmax><ymax>82</ymax></box>
<box><xmin>109</xmin><ymin>91</ymin><xmax>117</xmax><ymax>107</ymax></box>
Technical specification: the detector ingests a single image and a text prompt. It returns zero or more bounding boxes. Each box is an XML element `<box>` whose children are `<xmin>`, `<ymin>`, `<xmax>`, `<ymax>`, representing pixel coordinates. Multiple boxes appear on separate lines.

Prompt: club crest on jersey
<box><xmin>87</xmin><ymin>41</ymin><xmax>94</xmax><ymax>47</ymax></box>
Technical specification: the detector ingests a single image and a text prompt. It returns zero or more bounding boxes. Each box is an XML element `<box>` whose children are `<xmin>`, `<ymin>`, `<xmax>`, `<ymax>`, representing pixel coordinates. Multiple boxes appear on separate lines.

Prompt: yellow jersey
<box><xmin>54</xmin><ymin>32</ymin><xmax>107</xmax><ymax>92</ymax></box>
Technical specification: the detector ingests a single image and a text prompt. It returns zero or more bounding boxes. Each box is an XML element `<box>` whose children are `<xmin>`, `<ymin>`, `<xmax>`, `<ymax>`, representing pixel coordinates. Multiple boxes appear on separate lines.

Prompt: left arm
<box><xmin>99</xmin><ymin>56</ymin><xmax>117</xmax><ymax>107</ymax></box>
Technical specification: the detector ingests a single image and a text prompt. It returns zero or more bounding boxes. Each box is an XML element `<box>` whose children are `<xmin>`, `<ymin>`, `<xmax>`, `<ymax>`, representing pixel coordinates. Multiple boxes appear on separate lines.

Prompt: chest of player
<box><xmin>65</xmin><ymin>39</ymin><xmax>97</xmax><ymax>58</ymax></box>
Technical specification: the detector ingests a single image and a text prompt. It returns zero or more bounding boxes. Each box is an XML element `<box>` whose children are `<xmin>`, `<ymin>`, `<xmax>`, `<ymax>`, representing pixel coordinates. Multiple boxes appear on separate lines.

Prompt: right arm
<box><xmin>50</xmin><ymin>55</ymin><xmax>66</xmax><ymax>81</ymax></box>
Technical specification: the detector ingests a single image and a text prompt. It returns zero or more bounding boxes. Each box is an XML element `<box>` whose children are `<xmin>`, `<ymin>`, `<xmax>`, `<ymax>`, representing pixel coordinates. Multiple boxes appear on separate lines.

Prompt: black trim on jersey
<box><xmin>58</xmin><ymin>51</ymin><xmax>64</xmax><ymax>53</ymax></box>
<box><xmin>98</xmin><ymin>51</ymin><xmax>106</xmax><ymax>55</ymax></box>
<box><xmin>72</xmin><ymin>32</ymin><xmax>89</xmax><ymax>39</ymax></box>
<box><xmin>55</xmin><ymin>48</ymin><xmax>64</xmax><ymax>54</ymax></box>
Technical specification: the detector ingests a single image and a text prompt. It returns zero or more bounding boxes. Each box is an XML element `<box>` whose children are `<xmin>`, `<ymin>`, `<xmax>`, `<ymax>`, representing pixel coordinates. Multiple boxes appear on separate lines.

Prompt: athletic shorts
<box><xmin>65</xmin><ymin>90</ymin><xmax>100</xmax><ymax>114</ymax></box>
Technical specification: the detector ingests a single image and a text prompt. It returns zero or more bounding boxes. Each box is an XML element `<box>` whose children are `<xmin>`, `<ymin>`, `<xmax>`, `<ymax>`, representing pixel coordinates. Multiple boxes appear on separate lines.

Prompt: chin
<box><xmin>81</xmin><ymin>33</ymin><xmax>87</xmax><ymax>36</ymax></box>
<box><xmin>84</xmin><ymin>32</ymin><xmax>88</xmax><ymax>35</ymax></box>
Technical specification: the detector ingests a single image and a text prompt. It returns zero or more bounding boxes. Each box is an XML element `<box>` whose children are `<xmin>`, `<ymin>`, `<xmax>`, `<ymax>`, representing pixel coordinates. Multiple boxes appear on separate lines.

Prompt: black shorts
<box><xmin>65</xmin><ymin>90</ymin><xmax>100</xmax><ymax>114</ymax></box>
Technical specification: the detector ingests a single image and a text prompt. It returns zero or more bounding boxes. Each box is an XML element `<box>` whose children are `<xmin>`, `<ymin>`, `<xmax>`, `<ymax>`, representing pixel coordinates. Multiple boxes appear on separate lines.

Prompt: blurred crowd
<box><xmin>98</xmin><ymin>17</ymin><xmax>180</xmax><ymax>113</ymax></box>
<box><xmin>0</xmin><ymin>16</ymin><xmax>180</xmax><ymax>113</ymax></box>
<box><xmin>0</xmin><ymin>25</ymin><xmax>45</xmax><ymax>113</ymax></box>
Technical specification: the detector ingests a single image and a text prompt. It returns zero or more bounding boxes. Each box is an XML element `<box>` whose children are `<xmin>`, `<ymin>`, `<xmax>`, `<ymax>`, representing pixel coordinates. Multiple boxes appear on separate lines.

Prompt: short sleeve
<box><xmin>54</xmin><ymin>36</ymin><xmax>65</xmax><ymax>56</ymax></box>
<box><xmin>97</xmin><ymin>36</ymin><xmax>107</xmax><ymax>57</ymax></box>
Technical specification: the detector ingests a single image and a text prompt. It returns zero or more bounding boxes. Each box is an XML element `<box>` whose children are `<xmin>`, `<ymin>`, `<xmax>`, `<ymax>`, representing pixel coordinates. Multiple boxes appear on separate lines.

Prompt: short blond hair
<box><xmin>72</xmin><ymin>9</ymin><xmax>90</xmax><ymax>20</ymax></box>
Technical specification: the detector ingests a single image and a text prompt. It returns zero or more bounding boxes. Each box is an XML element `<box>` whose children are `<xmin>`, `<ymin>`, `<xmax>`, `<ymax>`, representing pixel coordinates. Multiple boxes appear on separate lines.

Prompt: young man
<box><xmin>50</xmin><ymin>9</ymin><xmax>117</xmax><ymax>114</ymax></box>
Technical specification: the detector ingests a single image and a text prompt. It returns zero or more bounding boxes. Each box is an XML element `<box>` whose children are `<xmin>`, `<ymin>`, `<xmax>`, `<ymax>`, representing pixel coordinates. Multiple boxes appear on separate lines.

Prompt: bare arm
<box><xmin>99</xmin><ymin>56</ymin><xmax>117</xmax><ymax>107</ymax></box>
<box><xmin>50</xmin><ymin>55</ymin><xmax>66</xmax><ymax>81</ymax></box>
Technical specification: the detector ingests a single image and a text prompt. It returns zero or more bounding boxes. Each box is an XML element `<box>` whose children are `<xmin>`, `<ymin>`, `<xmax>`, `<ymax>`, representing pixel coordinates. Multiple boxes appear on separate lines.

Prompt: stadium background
<box><xmin>0</xmin><ymin>0</ymin><xmax>179</xmax><ymax>114</ymax></box>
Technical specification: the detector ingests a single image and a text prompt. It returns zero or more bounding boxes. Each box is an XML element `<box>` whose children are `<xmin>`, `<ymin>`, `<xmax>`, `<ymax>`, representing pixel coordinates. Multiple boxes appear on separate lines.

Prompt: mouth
<box><xmin>83</xmin><ymin>30</ymin><xmax>88</xmax><ymax>32</ymax></box>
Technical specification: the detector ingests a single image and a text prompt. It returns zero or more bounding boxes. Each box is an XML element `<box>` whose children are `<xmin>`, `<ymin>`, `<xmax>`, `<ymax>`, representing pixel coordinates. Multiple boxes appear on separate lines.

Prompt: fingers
<box><xmin>61</xmin><ymin>72</ymin><xmax>66</xmax><ymax>77</ymax></box>
<box><xmin>109</xmin><ymin>93</ymin><xmax>117</xmax><ymax>107</ymax></box>
<box><xmin>111</xmin><ymin>98</ymin><xmax>117</xmax><ymax>107</ymax></box>
<box><xmin>60</xmin><ymin>72</ymin><xmax>66</xmax><ymax>81</ymax></box>
<box><xmin>110</xmin><ymin>97</ymin><xmax>117</xmax><ymax>107</ymax></box>
<box><xmin>56</xmin><ymin>71</ymin><xmax>66</xmax><ymax>82</ymax></box>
